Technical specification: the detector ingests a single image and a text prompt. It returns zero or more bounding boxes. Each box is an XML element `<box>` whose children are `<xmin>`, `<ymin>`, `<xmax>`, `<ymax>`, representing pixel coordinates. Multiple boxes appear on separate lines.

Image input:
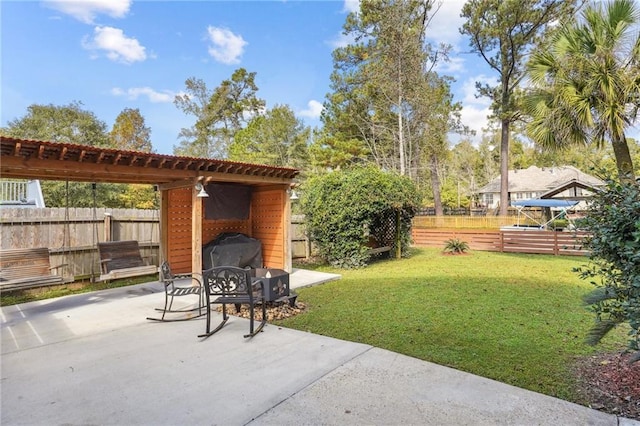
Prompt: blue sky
<box><xmin>2</xmin><ymin>0</ymin><xmax>503</xmax><ymax>155</ymax></box>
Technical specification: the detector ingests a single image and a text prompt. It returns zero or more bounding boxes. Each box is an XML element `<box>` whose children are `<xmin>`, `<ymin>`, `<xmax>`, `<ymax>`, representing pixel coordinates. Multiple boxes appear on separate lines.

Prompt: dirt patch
<box><xmin>572</xmin><ymin>351</ymin><xmax>640</xmax><ymax>420</ymax></box>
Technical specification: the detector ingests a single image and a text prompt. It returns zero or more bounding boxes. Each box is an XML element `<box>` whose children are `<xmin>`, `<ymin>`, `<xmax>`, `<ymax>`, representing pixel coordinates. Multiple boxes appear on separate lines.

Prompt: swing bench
<box><xmin>0</xmin><ymin>247</ymin><xmax>67</xmax><ymax>291</ymax></box>
<box><xmin>97</xmin><ymin>240</ymin><xmax>157</xmax><ymax>281</ymax></box>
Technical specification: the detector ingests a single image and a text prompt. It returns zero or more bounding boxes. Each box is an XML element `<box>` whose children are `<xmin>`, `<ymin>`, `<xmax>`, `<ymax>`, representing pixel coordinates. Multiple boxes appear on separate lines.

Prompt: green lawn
<box><xmin>281</xmin><ymin>248</ymin><xmax>627</xmax><ymax>402</ymax></box>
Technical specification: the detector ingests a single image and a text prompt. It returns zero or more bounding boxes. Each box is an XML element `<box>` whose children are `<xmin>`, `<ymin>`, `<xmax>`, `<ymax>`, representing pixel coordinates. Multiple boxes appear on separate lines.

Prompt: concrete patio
<box><xmin>1</xmin><ymin>269</ymin><xmax>638</xmax><ymax>425</ymax></box>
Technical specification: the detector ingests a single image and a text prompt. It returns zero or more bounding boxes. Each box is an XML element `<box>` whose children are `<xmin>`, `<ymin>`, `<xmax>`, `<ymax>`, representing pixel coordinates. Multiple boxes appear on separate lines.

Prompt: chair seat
<box><xmin>199</xmin><ymin>266</ymin><xmax>267</xmax><ymax>339</ymax></box>
<box><xmin>168</xmin><ymin>286</ymin><xmax>201</xmax><ymax>297</ymax></box>
<box><xmin>213</xmin><ymin>294</ymin><xmax>262</xmax><ymax>304</ymax></box>
<box><xmin>147</xmin><ymin>261</ymin><xmax>205</xmax><ymax>322</ymax></box>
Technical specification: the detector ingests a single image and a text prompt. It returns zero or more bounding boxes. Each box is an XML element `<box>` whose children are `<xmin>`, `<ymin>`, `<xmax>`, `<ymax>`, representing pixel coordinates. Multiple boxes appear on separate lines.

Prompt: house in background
<box><xmin>0</xmin><ymin>179</ymin><xmax>46</xmax><ymax>208</ymax></box>
<box><xmin>476</xmin><ymin>165</ymin><xmax>604</xmax><ymax>210</ymax></box>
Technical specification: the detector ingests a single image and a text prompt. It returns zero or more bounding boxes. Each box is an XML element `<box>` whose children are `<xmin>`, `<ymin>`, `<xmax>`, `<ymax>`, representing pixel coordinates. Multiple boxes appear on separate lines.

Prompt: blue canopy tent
<box><xmin>505</xmin><ymin>199</ymin><xmax>579</xmax><ymax>230</ymax></box>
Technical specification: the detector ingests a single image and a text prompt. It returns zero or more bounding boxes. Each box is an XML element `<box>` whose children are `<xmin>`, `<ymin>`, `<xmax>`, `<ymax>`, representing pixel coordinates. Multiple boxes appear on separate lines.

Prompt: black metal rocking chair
<box><xmin>147</xmin><ymin>261</ymin><xmax>204</xmax><ymax>322</ymax></box>
<box><xmin>198</xmin><ymin>266</ymin><xmax>266</xmax><ymax>339</ymax></box>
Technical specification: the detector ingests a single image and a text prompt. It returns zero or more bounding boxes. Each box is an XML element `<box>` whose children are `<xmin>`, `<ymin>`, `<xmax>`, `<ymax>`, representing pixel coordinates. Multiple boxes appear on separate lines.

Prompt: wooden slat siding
<box><xmin>413</xmin><ymin>216</ymin><xmax>521</xmax><ymax>229</ymax></box>
<box><xmin>0</xmin><ymin>247</ymin><xmax>64</xmax><ymax>290</ymax></box>
<box><xmin>411</xmin><ymin>229</ymin><xmax>502</xmax><ymax>251</ymax></box>
<box><xmin>556</xmin><ymin>232</ymin><xmax>590</xmax><ymax>256</ymax></box>
<box><xmin>202</xmin><ymin>219</ymin><xmax>250</xmax><ymax>244</ymax></box>
<box><xmin>167</xmin><ymin>188</ymin><xmax>193</xmax><ymax>273</ymax></box>
<box><xmin>252</xmin><ymin>189</ymin><xmax>284</xmax><ymax>269</ymax></box>
<box><xmin>501</xmin><ymin>231</ymin><xmax>557</xmax><ymax>255</ymax></box>
<box><xmin>411</xmin><ymin>228</ymin><xmax>590</xmax><ymax>256</ymax></box>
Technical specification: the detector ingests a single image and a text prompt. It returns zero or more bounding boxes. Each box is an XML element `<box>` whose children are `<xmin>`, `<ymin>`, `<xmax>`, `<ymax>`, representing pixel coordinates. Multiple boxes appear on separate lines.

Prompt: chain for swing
<box><xmin>91</xmin><ymin>182</ymin><xmax>99</xmax><ymax>283</ymax></box>
<box><xmin>61</xmin><ymin>180</ymin><xmax>71</xmax><ymax>281</ymax></box>
<box><xmin>152</xmin><ymin>185</ymin><xmax>160</xmax><ymax>264</ymax></box>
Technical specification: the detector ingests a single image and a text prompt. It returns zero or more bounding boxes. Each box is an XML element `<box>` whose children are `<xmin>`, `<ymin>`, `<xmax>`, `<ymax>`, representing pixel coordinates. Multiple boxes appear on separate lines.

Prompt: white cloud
<box><xmin>425</xmin><ymin>0</ymin><xmax>466</xmax><ymax>47</ymax></box>
<box><xmin>435</xmin><ymin>56</ymin><xmax>465</xmax><ymax>74</ymax></box>
<box><xmin>460</xmin><ymin>104</ymin><xmax>492</xmax><ymax>136</ymax></box>
<box><xmin>43</xmin><ymin>0</ymin><xmax>131</xmax><ymax>24</ymax></box>
<box><xmin>298</xmin><ymin>100</ymin><xmax>324</xmax><ymax>119</ymax></box>
<box><xmin>343</xmin><ymin>0</ymin><xmax>359</xmax><ymax>14</ymax></box>
<box><xmin>82</xmin><ymin>26</ymin><xmax>147</xmax><ymax>64</ymax></box>
<box><xmin>111</xmin><ymin>87</ymin><xmax>176</xmax><ymax>103</ymax></box>
<box><xmin>206</xmin><ymin>26</ymin><xmax>247</xmax><ymax>65</ymax></box>
<box><xmin>327</xmin><ymin>31</ymin><xmax>356</xmax><ymax>49</ymax></box>
<box><xmin>455</xmin><ymin>74</ymin><xmax>499</xmax><ymax>144</ymax></box>
<box><xmin>461</xmin><ymin>74</ymin><xmax>497</xmax><ymax>106</ymax></box>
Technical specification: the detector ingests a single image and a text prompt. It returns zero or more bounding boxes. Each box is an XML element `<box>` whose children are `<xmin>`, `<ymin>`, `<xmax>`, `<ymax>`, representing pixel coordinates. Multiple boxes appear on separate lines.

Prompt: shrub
<box><xmin>443</xmin><ymin>238</ymin><xmax>469</xmax><ymax>254</ymax></box>
<box><xmin>576</xmin><ymin>179</ymin><xmax>640</xmax><ymax>362</ymax></box>
<box><xmin>300</xmin><ymin>165</ymin><xmax>420</xmax><ymax>268</ymax></box>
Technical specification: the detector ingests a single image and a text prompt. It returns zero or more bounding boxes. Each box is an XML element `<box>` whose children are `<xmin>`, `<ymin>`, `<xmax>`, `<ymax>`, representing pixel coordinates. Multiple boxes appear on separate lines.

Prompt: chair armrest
<box><xmin>251</xmin><ymin>278</ymin><xmax>265</xmax><ymax>299</ymax></box>
<box><xmin>173</xmin><ymin>273</ymin><xmax>193</xmax><ymax>279</ymax></box>
<box><xmin>100</xmin><ymin>258</ymin><xmax>113</xmax><ymax>264</ymax></box>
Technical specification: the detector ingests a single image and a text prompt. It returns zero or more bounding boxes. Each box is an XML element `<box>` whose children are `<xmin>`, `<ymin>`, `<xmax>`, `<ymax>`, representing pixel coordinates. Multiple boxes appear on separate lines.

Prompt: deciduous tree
<box><xmin>2</xmin><ymin>101</ymin><xmax>109</xmax><ymax>146</ymax></box>
<box><xmin>228</xmin><ymin>105</ymin><xmax>310</xmax><ymax>169</ymax></box>
<box><xmin>110</xmin><ymin>108</ymin><xmax>153</xmax><ymax>152</ymax></box>
<box><xmin>174</xmin><ymin>69</ymin><xmax>265</xmax><ymax>158</ymax></box>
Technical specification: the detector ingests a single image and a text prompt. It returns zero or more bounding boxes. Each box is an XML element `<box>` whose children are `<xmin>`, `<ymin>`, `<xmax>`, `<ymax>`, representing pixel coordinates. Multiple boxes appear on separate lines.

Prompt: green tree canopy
<box><xmin>228</xmin><ymin>104</ymin><xmax>310</xmax><ymax>169</ymax></box>
<box><xmin>526</xmin><ymin>0</ymin><xmax>639</xmax><ymax>183</ymax></box>
<box><xmin>174</xmin><ymin>69</ymin><xmax>265</xmax><ymax>158</ymax></box>
<box><xmin>110</xmin><ymin>108</ymin><xmax>153</xmax><ymax>152</ymax></box>
<box><xmin>2</xmin><ymin>101</ymin><xmax>109</xmax><ymax>146</ymax></box>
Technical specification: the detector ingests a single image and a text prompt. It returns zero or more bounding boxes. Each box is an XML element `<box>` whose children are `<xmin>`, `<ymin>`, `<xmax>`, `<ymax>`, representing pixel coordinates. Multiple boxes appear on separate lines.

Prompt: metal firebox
<box><xmin>252</xmin><ymin>268</ymin><xmax>290</xmax><ymax>302</ymax></box>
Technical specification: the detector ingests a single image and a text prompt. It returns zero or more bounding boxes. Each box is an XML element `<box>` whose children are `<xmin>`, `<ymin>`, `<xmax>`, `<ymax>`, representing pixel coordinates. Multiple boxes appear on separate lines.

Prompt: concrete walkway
<box><xmin>1</xmin><ymin>270</ymin><xmax>638</xmax><ymax>426</ymax></box>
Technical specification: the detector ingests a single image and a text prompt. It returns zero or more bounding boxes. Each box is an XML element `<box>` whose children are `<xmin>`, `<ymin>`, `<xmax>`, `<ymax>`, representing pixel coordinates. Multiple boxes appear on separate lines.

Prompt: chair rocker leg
<box><xmin>243</xmin><ymin>302</ymin><xmax>267</xmax><ymax>338</ymax></box>
<box><xmin>198</xmin><ymin>304</ymin><xmax>229</xmax><ymax>339</ymax></box>
<box><xmin>148</xmin><ymin>298</ymin><xmax>206</xmax><ymax>322</ymax></box>
<box><xmin>154</xmin><ymin>306</ymin><xmax>203</xmax><ymax>314</ymax></box>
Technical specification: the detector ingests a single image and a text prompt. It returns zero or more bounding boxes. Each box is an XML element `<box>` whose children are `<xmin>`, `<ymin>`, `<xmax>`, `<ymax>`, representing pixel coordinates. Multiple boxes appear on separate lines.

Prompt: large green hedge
<box><xmin>300</xmin><ymin>166</ymin><xmax>420</xmax><ymax>268</ymax></box>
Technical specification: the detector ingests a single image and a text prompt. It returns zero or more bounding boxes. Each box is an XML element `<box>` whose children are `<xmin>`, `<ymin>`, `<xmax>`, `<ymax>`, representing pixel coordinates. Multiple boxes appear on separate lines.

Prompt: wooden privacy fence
<box><xmin>0</xmin><ymin>207</ymin><xmax>159</xmax><ymax>282</ymax></box>
<box><xmin>411</xmin><ymin>228</ymin><xmax>590</xmax><ymax>256</ymax></box>
<box><xmin>413</xmin><ymin>215</ymin><xmax>526</xmax><ymax>229</ymax></box>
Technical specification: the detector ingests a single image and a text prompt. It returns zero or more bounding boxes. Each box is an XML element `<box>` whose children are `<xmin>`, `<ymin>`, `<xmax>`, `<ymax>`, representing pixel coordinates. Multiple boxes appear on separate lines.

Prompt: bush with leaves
<box><xmin>576</xmin><ymin>179</ymin><xmax>640</xmax><ymax>362</ymax></box>
<box><xmin>300</xmin><ymin>166</ymin><xmax>420</xmax><ymax>269</ymax></box>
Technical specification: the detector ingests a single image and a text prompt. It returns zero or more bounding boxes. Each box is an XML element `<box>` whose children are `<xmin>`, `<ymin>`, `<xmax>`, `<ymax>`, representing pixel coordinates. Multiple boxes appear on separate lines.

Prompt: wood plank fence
<box><xmin>0</xmin><ymin>208</ymin><xmax>589</xmax><ymax>287</ymax></box>
<box><xmin>411</xmin><ymin>228</ymin><xmax>590</xmax><ymax>256</ymax></box>
<box><xmin>0</xmin><ymin>207</ymin><xmax>159</xmax><ymax>282</ymax></box>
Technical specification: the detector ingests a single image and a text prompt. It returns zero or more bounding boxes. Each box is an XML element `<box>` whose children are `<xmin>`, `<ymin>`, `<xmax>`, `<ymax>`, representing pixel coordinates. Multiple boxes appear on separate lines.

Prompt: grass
<box><xmin>1</xmin><ymin>249</ymin><xmax>627</xmax><ymax>404</ymax></box>
<box><xmin>0</xmin><ymin>274</ymin><xmax>158</xmax><ymax>306</ymax></box>
<box><xmin>282</xmin><ymin>248</ymin><xmax>627</xmax><ymax>403</ymax></box>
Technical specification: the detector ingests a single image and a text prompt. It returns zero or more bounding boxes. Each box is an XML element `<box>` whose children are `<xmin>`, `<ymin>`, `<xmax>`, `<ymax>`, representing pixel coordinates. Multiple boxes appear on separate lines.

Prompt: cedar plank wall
<box><xmin>166</xmin><ymin>186</ymin><xmax>285</xmax><ymax>274</ymax></box>
<box><xmin>251</xmin><ymin>188</ymin><xmax>285</xmax><ymax>269</ymax></box>
<box><xmin>166</xmin><ymin>188</ymin><xmax>193</xmax><ymax>273</ymax></box>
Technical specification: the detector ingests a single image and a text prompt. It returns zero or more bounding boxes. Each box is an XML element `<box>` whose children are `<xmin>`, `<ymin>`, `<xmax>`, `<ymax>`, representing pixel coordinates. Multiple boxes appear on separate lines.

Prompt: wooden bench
<box><xmin>0</xmin><ymin>247</ymin><xmax>66</xmax><ymax>291</ymax></box>
<box><xmin>97</xmin><ymin>240</ymin><xmax>157</xmax><ymax>281</ymax></box>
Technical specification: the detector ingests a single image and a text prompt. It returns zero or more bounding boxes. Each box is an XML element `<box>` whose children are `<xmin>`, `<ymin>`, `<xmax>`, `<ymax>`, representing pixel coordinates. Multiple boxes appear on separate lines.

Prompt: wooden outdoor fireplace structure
<box><xmin>0</xmin><ymin>136</ymin><xmax>299</xmax><ymax>280</ymax></box>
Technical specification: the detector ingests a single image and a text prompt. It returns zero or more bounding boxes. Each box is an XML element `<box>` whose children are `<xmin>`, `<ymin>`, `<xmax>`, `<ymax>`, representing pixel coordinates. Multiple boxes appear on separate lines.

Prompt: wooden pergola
<box><xmin>0</xmin><ymin>136</ymin><xmax>300</xmax><ymax>278</ymax></box>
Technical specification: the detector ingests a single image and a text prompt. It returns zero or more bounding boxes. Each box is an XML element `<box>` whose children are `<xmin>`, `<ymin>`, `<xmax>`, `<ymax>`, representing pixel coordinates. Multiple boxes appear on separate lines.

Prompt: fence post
<box><xmin>103</xmin><ymin>212</ymin><xmax>112</xmax><ymax>242</ymax></box>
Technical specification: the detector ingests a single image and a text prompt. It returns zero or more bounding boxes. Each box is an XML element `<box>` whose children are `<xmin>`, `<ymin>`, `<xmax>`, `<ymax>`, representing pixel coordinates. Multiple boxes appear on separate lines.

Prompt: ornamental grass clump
<box><xmin>443</xmin><ymin>238</ymin><xmax>469</xmax><ymax>254</ymax></box>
